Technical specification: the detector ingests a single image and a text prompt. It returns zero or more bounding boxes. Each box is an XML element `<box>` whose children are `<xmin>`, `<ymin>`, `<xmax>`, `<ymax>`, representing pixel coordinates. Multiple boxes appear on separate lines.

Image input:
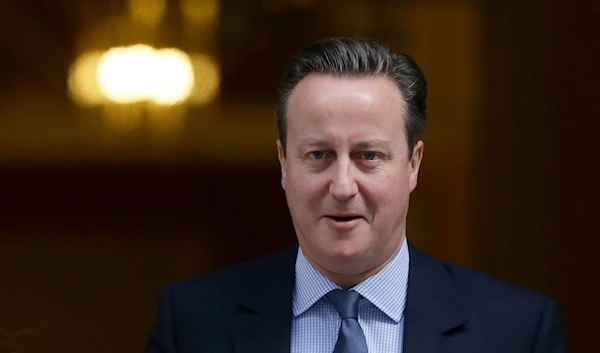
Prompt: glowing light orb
<box><xmin>70</xmin><ymin>45</ymin><xmax>215</xmax><ymax>107</ymax></box>
<box><xmin>189</xmin><ymin>54</ymin><xmax>220</xmax><ymax>105</ymax></box>
<box><xmin>68</xmin><ymin>51</ymin><xmax>105</xmax><ymax>106</ymax></box>
<box><xmin>96</xmin><ymin>45</ymin><xmax>195</xmax><ymax>105</ymax></box>
<box><xmin>149</xmin><ymin>49</ymin><xmax>195</xmax><ymax>105</ymax></box>
<box><xmin>96</xmin><ymin>44</ymin><xmax>155</xmax><ymax>104</ymax></box>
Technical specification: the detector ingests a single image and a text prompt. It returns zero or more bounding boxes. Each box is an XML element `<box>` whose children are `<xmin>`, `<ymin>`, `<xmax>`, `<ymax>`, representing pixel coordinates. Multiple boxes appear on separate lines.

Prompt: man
<box><xmin>145</xmin><ymin>38</ymin><xmax>568</xmax><ymax>353</ymax></box>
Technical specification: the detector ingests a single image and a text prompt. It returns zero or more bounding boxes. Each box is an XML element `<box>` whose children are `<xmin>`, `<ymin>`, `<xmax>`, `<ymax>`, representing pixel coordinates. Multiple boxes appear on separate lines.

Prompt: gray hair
<box><xmin>275</xmin><ymin>37</ymin><xmax>427</xmax><ymax>158</ymax></box>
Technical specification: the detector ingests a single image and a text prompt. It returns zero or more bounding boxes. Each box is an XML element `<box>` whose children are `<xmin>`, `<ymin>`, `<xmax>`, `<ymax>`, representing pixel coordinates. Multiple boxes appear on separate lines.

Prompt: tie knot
<box><xmin>326</xmin><ymin>289</ymin><xmax>361</xmax><ymax>319</ymax></box>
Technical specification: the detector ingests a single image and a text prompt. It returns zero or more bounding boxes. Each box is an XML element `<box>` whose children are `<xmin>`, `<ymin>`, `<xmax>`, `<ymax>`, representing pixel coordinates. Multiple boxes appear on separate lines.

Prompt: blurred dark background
<box><xmin>0</xmin><ymin>0</ymin><xmax>598</xmax><ymax>352</ymax></box>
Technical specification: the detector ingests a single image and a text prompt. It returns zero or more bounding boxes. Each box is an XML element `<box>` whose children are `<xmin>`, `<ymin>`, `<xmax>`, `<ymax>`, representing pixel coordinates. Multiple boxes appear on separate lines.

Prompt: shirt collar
<box><xmin>292</xmin><ymin>237</ymin><xmax>410</xmax><ymax>323</ymax></box>
<box><xmin>292</xmin><ymin>246</ymin><xmax>339</xmax><ymax>317</ymax></box>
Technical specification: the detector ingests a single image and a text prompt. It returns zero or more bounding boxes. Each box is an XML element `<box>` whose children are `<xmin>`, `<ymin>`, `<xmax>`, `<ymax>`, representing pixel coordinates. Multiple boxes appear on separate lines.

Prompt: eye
<box><xmin>308</xmin><ymin>151</ymin><xmax>326</xmax><ymax>160</ymax></box>
<box><xmin>361</xmin><ymin>152</ymin><xmax>381</xmax><ymax>161</ymax></box>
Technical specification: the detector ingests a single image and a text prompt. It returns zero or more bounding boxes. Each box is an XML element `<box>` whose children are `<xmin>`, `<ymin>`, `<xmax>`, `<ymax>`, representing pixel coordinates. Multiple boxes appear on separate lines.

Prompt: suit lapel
<box><xmin>232</xmin><ymin>243</ymin><xmax>298</xmax><ymax>353</ymax></box>
<box><xmin>403</xmin><ymin>245</ymin><xmax>468</xmax><ymax>353</ymax></box>
<box><xmin>229</xmin><ymin>242</ymin><xmax>469</xmax><ymax>353</ymax></box>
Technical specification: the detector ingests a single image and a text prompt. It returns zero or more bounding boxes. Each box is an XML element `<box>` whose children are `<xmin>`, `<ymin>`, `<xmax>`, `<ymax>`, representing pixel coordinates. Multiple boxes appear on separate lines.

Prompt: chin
<box><xmin>325</xmin><ymin>240</ymin><xmax>370</xmax><ymax>262</ymax></box>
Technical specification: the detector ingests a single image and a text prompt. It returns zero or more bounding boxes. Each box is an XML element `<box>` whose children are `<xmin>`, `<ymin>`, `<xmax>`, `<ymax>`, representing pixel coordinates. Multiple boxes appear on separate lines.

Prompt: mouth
<box><xmin>326</xmin><ymin>215</ymin><xmax>362</xmax><ymax>222</ymax></box>
<box><xmin>324</xmin><ymin>215</ymin><xmax>363</xmax><ymax>229</ymax></box>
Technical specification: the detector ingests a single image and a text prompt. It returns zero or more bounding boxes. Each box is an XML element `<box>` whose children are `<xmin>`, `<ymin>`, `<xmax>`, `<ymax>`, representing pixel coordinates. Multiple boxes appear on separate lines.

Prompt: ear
<box><xmin>409</xmin><ymin>140</ymin><xmax>424</xmax><ymax>192</ymax></box>
<box><xmin>276</xmin><ymin>140</ymin><xmax>287</xmax><ymax>190</ymax></box>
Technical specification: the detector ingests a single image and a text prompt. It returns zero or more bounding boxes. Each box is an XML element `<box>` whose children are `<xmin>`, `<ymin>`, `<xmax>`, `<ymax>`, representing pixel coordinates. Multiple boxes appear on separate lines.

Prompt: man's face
<box><xmin>277</xmin><ymin>74</ymin><xmax>423</xmax><ymax>280</ymax></box>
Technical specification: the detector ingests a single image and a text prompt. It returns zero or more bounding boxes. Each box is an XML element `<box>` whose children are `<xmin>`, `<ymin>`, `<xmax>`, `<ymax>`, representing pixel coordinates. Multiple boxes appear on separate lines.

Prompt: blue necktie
<box><xmin>326</xmin><ymin>289</ymin><xmax>369</xmax><ymax>353</ymax></box>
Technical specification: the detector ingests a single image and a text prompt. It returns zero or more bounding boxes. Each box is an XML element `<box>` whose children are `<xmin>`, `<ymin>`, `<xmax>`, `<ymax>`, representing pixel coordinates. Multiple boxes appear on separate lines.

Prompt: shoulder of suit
<box><xmin>410</xmin><ymin>244</ymin><xmax>549</xmax><ymax>300</ymax></box>
<box><xmin>164</xmin><ymin>242</ymin><xmax>298</xmax><ymax>300</ymax></box>
<box><xmin>434</xmin><ymin>255</ymin><xmax>551</xmax><ymax>308</ymax></box>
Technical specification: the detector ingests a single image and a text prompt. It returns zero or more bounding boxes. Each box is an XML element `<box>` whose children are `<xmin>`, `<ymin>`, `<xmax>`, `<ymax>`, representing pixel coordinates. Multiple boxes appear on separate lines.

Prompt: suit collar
<box><xmin>229</xmin><ymin>241</ymin><xmax>468</xmax><ymax>353</ymax></box>
<box><xmin>403</xmin><ymin>243</ymin><xmax>468</xmax><ymax>353</ymax></box>
<box><xmin>231</xmin><ymin>242</ymin><xmax>298</xmax><ymax>353</ymax></box>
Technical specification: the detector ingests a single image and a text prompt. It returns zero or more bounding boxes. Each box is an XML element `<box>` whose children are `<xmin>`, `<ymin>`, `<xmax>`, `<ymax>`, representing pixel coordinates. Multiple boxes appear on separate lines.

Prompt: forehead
<box><xmin>286</xmin><ymin>74</ymin><xmax>406</xmax><ymax>142</ymax></box>
<box><xmin>289</xmin><ymin>73</ymin><xmax>403</xmax><ymax>109</ymax></box>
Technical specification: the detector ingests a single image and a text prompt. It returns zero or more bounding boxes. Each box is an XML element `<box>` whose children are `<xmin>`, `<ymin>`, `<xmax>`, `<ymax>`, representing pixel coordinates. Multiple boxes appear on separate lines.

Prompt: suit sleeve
<box><xmin>145</xmin><ymin>286</ymin><xmax>177</xmax><ymax>353</ymax></box>
<box><xmin>532</xmin><ymin>298</ymin><xmax>569</xmax><ymax>353</ymax></box>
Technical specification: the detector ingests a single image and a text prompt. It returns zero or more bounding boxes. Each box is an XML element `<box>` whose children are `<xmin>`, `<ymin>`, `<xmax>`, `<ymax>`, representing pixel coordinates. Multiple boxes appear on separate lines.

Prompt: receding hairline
<box><xmin>284</xmin><ymin>72</ymin><xmax>408</xmax><ymax>109</ymax></box>
<box><xmin>283</xmin><ymin>74</ymin><xmax>410</xmax><ymax>155</ymax></box>
<box><xmin>283</xmin><ymin>72</ymin><xmax>409</xmax><ymax>133</ymax></box>
<box><xmin>275</xmin><ymin>37</ymin><xmax>427</xmax><ymax>161</ymax></box>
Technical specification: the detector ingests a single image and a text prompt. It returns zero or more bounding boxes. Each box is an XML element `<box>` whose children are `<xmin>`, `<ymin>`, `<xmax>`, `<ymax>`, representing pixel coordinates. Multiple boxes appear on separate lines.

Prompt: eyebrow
<box><xmin>354</xmin><ymin>139</ymin><xmax>392</xmax><ymax>151</ymax></box>
<box><xmin>298</xmin><ymin>138</ymin><xmax>330</xmax><ymax>150</ymax></box>
<box><xmin>298</xmin><ymin>138</ymin><xmax>392</xmax><ymax>152</ymax></box>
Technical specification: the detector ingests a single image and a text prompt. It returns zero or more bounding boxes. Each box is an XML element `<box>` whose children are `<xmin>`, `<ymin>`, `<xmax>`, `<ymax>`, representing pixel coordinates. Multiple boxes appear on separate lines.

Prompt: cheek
<box><xmin>362</xmin><ymin>176</ymin><xmax>410</xmax><ymax>210</ymax></box>
<box><xmin>289</xmin><ymin>168</ymin><xmax>327</xmax><ymax>193</ymax></box>
<box><xmin>286</xmin><ymin>172</ymin><xmax>328</xmax><ymax>210</ymax></box>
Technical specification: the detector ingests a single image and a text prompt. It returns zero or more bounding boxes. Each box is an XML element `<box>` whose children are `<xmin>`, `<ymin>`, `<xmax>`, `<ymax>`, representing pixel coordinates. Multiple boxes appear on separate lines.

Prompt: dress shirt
<box><xmin>291</xmin><ymin>237</ymin><xmax>410</xmax><ymax>353</ymax></box>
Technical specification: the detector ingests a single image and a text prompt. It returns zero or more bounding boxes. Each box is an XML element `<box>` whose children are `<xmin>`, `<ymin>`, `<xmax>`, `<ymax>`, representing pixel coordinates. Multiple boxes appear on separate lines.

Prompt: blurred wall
<box><xmin>0</xmin><ymin>0</ymin><xmax>597</xmax><ymax>352</ymax></box>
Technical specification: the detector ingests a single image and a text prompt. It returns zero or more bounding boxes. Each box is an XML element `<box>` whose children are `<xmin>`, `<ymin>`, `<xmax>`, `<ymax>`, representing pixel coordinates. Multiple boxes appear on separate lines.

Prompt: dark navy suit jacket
<box><xmin>145</xmin><ymin>243</ymin><xmax>568</xmax><ymax>353</ymax></box>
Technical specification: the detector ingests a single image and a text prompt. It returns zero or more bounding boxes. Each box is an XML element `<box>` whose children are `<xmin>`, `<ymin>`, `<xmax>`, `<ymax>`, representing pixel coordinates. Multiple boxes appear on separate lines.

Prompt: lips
<box><xmin>324</xmin><ymin>214</ymin><xmax>363</xmax><ymax>229</ymax></box>
<box><xmin>326</xmin><ymin>215</ymin><xmax>362</xmax><ymax>222</ymax></box>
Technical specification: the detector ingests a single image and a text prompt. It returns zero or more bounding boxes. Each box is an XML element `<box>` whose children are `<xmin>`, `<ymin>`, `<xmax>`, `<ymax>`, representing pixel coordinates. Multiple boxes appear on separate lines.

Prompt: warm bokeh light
<box><xmin>68</xmin><ymin>51</ymin><xmax>105</xmax><ymax>106</ymax></box>
<box><xmin>128</xmin><ymin>0</ymin><xmax>167</xmax><ymax>26</ymax></box>
<box><xmin>189</xmin><ymin>54</ymin><xmax>220</xmax><ymax>105</ymax></box>
<box><xmin>149</xmin><ymin>49</ymin><xmax>195</xmax><ymax>105</ymax></box>
<box><xmin>181</xmin><ymin>0</ymin><xmax>219</xmax><ymax>26</ymax></box>
<box><xmin>96</xmin><ymin>45</ymin><xmax>155</xmax><ymax>104</ymax></box>
<box><xmin>69</xmin><ymin>45</ymin><xmax>217</xmax><ymax>108</ymax></box>
<box><xmin>95</xmin><ymin>45</ymin><xmax>195</xmax><ymax>105</ymax></box>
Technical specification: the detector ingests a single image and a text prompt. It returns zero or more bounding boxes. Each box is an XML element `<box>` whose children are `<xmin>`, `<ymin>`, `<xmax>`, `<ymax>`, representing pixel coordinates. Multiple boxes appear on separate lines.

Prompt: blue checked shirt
<box><xmin>291</xmin><ymin>237</ymin><xmax>410</xmax><ymax>353</ymax></box>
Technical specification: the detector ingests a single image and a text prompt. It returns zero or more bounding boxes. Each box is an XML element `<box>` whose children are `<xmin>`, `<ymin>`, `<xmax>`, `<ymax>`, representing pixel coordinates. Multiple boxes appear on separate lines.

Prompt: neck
<box><xmin>305</xmin><ymin>236</ymin><xmax>405</xmax><ymax>289</ymax></box>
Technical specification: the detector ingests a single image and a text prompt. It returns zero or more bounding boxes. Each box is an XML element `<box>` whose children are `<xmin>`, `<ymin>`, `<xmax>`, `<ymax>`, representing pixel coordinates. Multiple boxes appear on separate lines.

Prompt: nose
<box><xmin>329</xmin><ymin>158</ymin><xmax>359</xmax><ymax>201</ymax></box>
